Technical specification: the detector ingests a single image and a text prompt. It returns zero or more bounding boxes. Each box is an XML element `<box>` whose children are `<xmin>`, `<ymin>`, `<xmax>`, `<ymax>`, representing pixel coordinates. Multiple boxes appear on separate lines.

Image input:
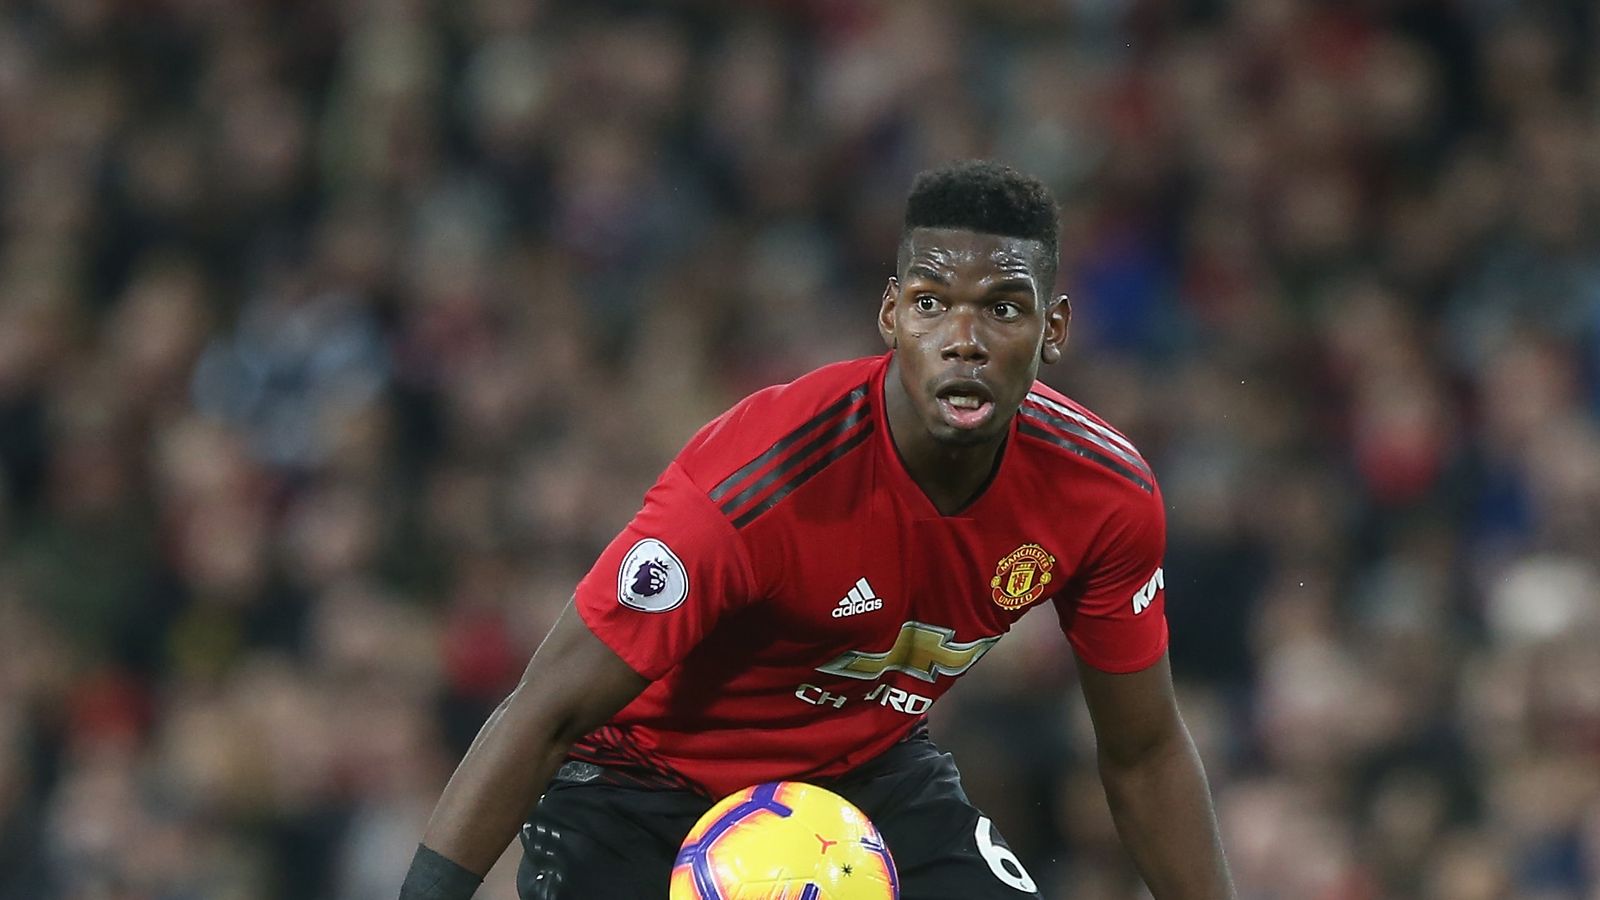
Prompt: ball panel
<box><xmin>669</xmin><ymin>864</ymin><xmax>699</xmax><ymax>900</ymax></box>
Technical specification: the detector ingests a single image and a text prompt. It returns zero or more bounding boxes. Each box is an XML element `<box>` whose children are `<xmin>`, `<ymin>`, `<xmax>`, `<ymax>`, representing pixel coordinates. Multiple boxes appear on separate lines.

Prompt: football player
<box><xmin>401</xmin><ymin>161</ymin><xmax>1236</xmax><ymax>900</ymax></box>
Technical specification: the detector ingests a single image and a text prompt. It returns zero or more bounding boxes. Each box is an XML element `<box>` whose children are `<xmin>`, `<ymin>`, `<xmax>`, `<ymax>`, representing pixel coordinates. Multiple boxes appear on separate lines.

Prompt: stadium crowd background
<box><xmin>1</xmin><ymin>0</ymin><xmax>1598</xmax><ymax>897</ymax></box>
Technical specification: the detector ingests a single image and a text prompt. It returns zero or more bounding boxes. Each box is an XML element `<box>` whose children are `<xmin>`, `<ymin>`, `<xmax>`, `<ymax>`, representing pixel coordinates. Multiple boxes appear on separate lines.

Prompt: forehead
<box><xmin>901</xmin><ymin>228</ymin><xmax>1045</xmax><ymax>279</ymax></box>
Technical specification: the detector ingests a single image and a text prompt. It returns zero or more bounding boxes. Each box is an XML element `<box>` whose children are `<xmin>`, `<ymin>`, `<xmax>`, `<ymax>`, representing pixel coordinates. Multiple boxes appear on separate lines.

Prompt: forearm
<box><xmin>419</xmin><ymin>682</ymin><xmax>578</xmax><ymax>876</ymax></box>
<box><xmin>1099</xmin><ymin>725</ymin><xmax>1235</xmax><ymax>900</ymax></box>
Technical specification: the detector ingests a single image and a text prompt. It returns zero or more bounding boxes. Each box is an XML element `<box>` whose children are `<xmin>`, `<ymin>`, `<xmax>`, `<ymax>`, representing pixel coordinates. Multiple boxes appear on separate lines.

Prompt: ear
<box><xmin>1040</xmin><ymin>293</ymin><xmax>1070</xmax><ymax>364</ymax></box>
<box><xmin>878</xmin><ymin>278</ymin><xmax>900</xmax><ymax>350</ymax></box>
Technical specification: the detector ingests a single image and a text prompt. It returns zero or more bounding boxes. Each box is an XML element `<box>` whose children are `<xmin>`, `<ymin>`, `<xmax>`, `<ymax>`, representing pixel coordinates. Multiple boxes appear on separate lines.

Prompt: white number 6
<box><xmin>975</xmin><ymin>815</ymin><xmax>1038</xmax><ymax>892</ymax></box>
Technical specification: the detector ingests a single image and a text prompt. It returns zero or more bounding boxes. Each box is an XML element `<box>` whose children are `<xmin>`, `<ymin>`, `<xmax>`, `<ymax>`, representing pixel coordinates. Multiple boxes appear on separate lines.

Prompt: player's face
<box><xmin>878</xmin><ymin>228</ymin><xmax>1068</xmax><ymax>448</ymax></box>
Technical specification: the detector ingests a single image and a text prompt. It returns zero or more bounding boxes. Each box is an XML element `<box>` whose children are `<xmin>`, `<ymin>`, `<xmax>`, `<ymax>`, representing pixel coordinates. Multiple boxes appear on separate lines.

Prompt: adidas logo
<box><xmin>832</xmin><ymin>577</ymin><xmax>884</xmax><ymax>618</ymax></box>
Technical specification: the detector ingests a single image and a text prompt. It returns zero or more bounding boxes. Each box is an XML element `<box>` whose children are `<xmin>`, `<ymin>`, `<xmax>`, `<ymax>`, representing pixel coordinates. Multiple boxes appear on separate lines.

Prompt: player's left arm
<box><xmin>1058</xmin><ymin>478</ymin><xmax>1236</xmax><ymax>899</ymax></box>
<box><xmin>1077</xmin><ymin>652</ymin><xmax>1236</xmax><ymax>900</ymax></box>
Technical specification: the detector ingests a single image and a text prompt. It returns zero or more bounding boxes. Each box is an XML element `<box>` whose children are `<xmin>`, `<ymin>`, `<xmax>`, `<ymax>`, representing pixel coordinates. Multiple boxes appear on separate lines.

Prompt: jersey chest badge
<box><xmin>990</xmin><ymin>543</ymin><xmax>1056</xmax><ymax>610</ymax></box>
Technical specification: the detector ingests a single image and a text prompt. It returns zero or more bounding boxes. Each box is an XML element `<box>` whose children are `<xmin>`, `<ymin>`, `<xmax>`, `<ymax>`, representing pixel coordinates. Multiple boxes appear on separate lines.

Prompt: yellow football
<box><xmin>669</xmin><ymin>781</ymin><xmax>899</xmax><ymax>900</ymax></box>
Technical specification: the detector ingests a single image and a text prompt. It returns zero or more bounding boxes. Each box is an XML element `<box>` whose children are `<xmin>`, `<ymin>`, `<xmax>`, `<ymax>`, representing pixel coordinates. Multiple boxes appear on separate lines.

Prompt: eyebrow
<box><xmin>987</xmin><ymin>278</ymin><xmax>1036</xmax><ymax>295</ymax></box>
<box><xmin>904</xmin><ymin>264</ymin><xmax>950</xmax><ymax>285</ymax></box>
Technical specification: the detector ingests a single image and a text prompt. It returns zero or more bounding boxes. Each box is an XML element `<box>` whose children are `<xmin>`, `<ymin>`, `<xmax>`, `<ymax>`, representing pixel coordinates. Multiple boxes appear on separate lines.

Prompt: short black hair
<box><xmin>899</xmin><ymin>160</ymin><xmax>1060</xmax><ymax>285</ymax></box>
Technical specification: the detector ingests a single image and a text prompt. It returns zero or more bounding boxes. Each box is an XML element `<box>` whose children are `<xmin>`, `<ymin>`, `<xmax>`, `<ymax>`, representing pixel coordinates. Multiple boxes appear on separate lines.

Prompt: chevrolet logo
<box><xmin>817</xmin><ymin>621</ymin><xmax>1002</xmax><ymax>683</ymax></box>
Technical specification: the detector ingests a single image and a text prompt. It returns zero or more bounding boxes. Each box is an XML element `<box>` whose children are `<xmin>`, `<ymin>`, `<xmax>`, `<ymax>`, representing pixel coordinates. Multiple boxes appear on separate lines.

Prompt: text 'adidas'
<box><xmin>833</xmin><ymin>577</ymin><xmax>883</xmax><ymax>618</ymax></box>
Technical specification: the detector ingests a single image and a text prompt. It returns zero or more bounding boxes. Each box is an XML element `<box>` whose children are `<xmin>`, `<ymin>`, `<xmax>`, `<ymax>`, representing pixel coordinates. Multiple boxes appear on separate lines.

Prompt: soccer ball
<box><xmin>670</xmin><ymin>781</ymin><xmax>900</xmax><ymax>900</ymax></box>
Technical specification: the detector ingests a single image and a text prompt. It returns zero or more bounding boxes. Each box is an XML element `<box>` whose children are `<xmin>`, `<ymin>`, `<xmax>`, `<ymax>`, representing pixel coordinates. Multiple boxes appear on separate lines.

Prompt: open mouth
<box><xmin>935</xmin><ymin>382</ymin><xmax>996</xmax><ymax>430</ymax></box>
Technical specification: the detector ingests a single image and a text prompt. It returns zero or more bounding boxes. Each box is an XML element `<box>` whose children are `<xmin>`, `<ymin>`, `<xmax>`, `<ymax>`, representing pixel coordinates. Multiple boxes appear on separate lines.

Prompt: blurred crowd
<box><xmin>1</xmin><ymin>0</ymin><xmax>1598</xmax><ymax>897</ymax></box>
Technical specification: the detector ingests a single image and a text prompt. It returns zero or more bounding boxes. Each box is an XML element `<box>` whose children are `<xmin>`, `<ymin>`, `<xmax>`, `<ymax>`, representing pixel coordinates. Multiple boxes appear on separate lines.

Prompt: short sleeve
<box><xmin>574</xmin><ymin>461</ymin><xmax>757</xmax><ymax>681</ymax></box>
<box><xmin>1054</xmin><ymin>488</ymin><xmax>1169</xmax><ymax>674</ymax></box>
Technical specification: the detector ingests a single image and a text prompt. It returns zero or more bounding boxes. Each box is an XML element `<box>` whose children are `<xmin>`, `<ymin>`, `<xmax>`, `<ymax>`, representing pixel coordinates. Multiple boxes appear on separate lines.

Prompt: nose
<box><xmin>940</xmin><ymin>309</ymin><xmax>988</xmax><ymax>363</ymax></box>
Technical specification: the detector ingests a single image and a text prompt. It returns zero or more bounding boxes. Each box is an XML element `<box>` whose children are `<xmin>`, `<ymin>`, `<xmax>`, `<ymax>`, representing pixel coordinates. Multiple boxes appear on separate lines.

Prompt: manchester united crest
<box><xmin>990</xmin><ymin>543</ymin><xmax>1056</xmax><ymax>610</ymax></box>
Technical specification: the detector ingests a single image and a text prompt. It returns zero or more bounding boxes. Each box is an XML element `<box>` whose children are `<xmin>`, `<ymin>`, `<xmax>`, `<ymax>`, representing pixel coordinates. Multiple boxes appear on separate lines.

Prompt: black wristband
<box><xmin>399</xmin><ymin>844</ymin><xmax>483</xmax><ymax>900</ymax></box>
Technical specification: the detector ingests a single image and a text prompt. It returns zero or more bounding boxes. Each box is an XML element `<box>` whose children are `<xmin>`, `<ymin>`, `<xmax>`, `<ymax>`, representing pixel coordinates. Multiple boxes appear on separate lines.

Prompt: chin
<box><xmin>930</xmin><ymin>422</ymin><xmax>1004</xmax><ymax>448</ymax></box>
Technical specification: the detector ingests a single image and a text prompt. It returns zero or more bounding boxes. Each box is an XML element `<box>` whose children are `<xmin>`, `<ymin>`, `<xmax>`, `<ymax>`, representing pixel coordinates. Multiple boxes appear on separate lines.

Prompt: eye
<box><xmin>992</xmin><ymin>301</ymin><xmax>1022</xmax><ymax>321</ymax></box>
<box><xmin>913</xmin><ymin>295</ymin><xmax>944</xmax><ymax>314</ymax></box>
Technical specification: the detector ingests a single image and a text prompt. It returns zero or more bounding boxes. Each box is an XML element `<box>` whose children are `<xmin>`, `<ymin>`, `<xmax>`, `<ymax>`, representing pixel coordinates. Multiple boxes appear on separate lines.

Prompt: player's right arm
<box><xmin>403</xmin><ymin>603</ymin><xmax>647</xmax><ymax>896</ymax></box>
<box><xmin>401</xmin><ymin>459</ymin><xmax>757</xmax><ymax>899</ymax></box>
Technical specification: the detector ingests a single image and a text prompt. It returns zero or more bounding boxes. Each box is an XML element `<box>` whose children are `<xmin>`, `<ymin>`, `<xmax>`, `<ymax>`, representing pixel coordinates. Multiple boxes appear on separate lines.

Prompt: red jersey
<box><xmin>571</xmin><ymin>354</ymin><xmax>1168</xmax><ymax>797</ymax></box>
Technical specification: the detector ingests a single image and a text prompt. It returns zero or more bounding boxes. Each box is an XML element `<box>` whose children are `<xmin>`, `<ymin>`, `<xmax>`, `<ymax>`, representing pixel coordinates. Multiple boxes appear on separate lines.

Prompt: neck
<box><xmin>883</xmin><ymin>364</ymin><xmax>1008</xmax><ymax>515</ymax></box>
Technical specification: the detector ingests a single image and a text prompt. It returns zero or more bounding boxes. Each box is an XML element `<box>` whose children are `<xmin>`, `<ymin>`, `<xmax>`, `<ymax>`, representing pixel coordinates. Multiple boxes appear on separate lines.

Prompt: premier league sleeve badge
<box><xmin>618</xmin><ymin>537</ymin><xmax>690</xmax><ymax>612</ymax></box>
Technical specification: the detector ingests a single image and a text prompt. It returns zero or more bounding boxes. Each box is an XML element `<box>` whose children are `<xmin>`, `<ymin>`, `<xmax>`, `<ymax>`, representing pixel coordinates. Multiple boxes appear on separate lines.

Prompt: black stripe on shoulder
<box><xmin>1019</xmin><ymin>421</ymin><xmax>1154</xmax><ymax>493</ymax></box>
<box><xmin>1026</xmin><ymin>392</ymin><xmax>1145</xmax><ymax>452</ymax></box>
<box><xmin>1020</xmin><ymin>404</ymin><xmax>1152</xmax><ymax>479</ymax></box>
<box><xmin>731</xmin><ymin>424</ymin><xmax>875</xmax><ymax>529</ymax></box>
<box><xmin>708</xmin><ymin>383</ymin><xmax>870</xmax><ymax>503</ymax></box>
<box><xmin>717</xmin><ymin>403</ymin><xmax>873</xmax><ymax>516</ymax></box>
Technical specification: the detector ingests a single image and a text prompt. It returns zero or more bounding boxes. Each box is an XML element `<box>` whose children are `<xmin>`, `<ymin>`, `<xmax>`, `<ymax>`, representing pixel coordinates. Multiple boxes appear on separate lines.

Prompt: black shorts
<box><xmin>516</xmin><ymin>732</ymin><xmax>1042</xmax><ymax>899</ymax></box>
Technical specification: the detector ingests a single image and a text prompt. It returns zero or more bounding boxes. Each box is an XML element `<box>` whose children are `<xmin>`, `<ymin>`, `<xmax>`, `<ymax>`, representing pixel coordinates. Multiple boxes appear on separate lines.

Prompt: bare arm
<box><xmin>1077</xmin><ymin>653</ymin><xmax>1236</xmax><ymax>900</ymax></box>
<box><xmin>420</xmin><ymin>600</ymin><xmax>648</xmax><ymax>876</ymax></box>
